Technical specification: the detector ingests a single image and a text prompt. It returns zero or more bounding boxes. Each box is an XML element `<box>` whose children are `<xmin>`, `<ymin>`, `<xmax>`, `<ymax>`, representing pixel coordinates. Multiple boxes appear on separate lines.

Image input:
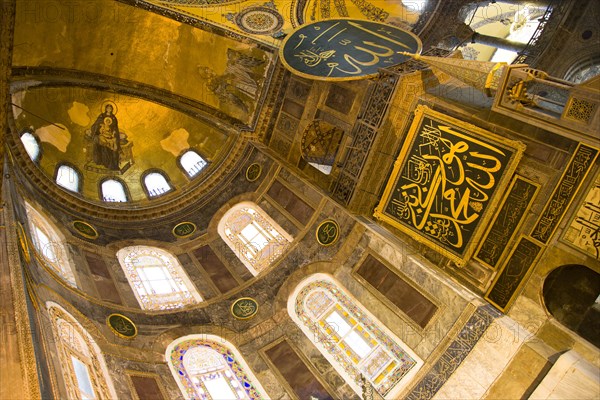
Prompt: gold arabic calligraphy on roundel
<box><xmin>231</xmin><ymin>297</ymin><xmax>259</xmax><ymax>320</ymax></box>
<box><xmin>280</xmin><ymin>18</ymin><xmax>421</xmax><ymax>81</ymax></box>
<box><xmin>106</xmin><ymin>314</ymin><xmax>137</xmax><ymax>339</ymax></box>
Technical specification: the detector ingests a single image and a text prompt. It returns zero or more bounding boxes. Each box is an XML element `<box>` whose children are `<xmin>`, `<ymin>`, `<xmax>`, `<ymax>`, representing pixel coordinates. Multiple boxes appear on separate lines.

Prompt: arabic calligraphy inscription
<box><xmin>280</xmin><ymin>19</ymin><xmax>421</xmax><ymax>81</ymax></box>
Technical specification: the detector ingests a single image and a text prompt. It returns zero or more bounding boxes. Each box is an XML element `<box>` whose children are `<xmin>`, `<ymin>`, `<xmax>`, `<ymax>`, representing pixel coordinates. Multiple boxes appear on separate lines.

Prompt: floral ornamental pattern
<box><xmin>117</xmin><ymin>246</ymin><xmax>202</xmax><ymax>311</ymax></box>
<box><xmin>47</xmin><ymin>303</ymin><xmax>116</xmax><ymax>400</ymax></box>
<box><xmin>219</xmin><ymin>202</ymin><xmax>292</xmax><ymax>276</ymax></box>
<box><xmin>235</xmin><ymin>7</ymin><xmax>284</xmax><ymax>35</ymax></box>
<box><xmin>169</xmin><ymin>339</ymin><xmax>263</xmax><ymax>400</ymax></box>
<box><xmin>294</xmin><ymin>279</ymin><xmax>419</xmax><ymax>397</ymax></box>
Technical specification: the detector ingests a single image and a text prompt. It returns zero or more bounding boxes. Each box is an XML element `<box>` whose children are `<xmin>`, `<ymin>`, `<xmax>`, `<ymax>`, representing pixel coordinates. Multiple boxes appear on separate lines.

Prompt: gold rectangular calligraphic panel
<box><xmin>474</xmin><ymin>175</ymin><xmax>540</xmax><ymax>269</ymax></box>
<box><xmin>374</xmin><ymin>105</ymin><xmax>525</xmax><ymax>265</ymax></box>
<box><xmin>485</xmin><ymin>236</ymin><xmax>543</xmax><ymax>312</ymax></box>
<box><xmin>531</xmin><ymin>143</ymin><xmax>599</xmax><ymax>244</ymax></box>
<box><xmin>562</xmin><ymin>172</ymin><xmax>600</xmax><ymax>259</ymax></box>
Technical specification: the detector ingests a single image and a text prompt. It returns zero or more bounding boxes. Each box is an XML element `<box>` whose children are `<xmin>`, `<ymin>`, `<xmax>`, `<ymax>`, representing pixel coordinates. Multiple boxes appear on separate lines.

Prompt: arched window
<box><xmin>46</xmin><ymin>302</ymin><xmax>117</xmax><ymax>400</ymax></box>
<box><xmin>55</xmin><ymin>164</ymin><xmax>81</xmax><ymax>193</ymax></box>
<box><xmin>100</xmin><ymin>179</ymin><xmax>128</xmax><ymax>202</ymax></box>
<box><xmin>20</xmin><ymin>132</ymin><xmax>41</xmax><ymax>162</ymax></box>
<box><xmin>288</xmin><ymin>274</ymin><xmax>422</xmax><ymax>399</ymax></box>
<box><xmin>116</xmin><ymin>246</ymin><xmax>201</xmax><ymax>310</ymax></box>
<box><xmin>543</xmin><ymin>265</ymin><xmax>600</xmax><ymax>348</ymax></box>
<box><xmin>143</xmin><ymin>171</ymin><xmax>172</xmax><ymax>198</ymax></box>
<box><xmin>166</xmin><ymin>335</ymin><xmax>267</xmax><ymax>400</ymax></box>
<box><xmin>25</xmin><ymin>202</ymin><xmax>76</xmax><ymax>287</ymax></box>
<box><xmin>217</xmin><ymin>201</ymin><xmax>293</xmax><ymax>276</ymax></box>
<box><xmin>179</xmin><ymin>150</ymin><xmax>208</xmax><ymax>178</ymax></box>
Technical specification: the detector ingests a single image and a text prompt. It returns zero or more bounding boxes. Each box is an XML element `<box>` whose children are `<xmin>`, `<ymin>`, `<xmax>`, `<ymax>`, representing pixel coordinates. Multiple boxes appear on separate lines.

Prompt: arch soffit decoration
<box><xmin>45</xmin><ymin>301</ymin><xmax>119</xmax><ymax>400</ymax></box>
<box><xmin>165</xmin><ymin>334</ymin><xmax>268</xmax><ymax>400</ymax></box>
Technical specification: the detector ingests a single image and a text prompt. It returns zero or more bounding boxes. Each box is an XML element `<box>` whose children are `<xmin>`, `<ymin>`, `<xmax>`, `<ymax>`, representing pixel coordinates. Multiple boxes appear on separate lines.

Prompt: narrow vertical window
<box><xmin>116</xmin><ymin>246</ymin><xmax>201</xmax><ymax>310</ymax></box>
<box><xmin>217</xmin><ymin>201</ymin><xmax>292</xmax><ymax>276</ymax></box>
<box><xmin>100</xmin><ymin>179</ymin><xmax>128</xmax><ymax>202</ymax></box>
<box><xmin>143</xmin><ymin>171</ymin><xmax>172</xmax><ymax>198</ymax></box>
<box><xmin>25</xmin><ymin>202</ymin><xmax>76</xmax><ymax>287</ymax></box>
<box><xmin>47</xmin><ymin>302</ymin><xmax>117</xmax><ymax>400</ymax></box>
<box><xmin>166</xmin><ymin>335</ymin><xmax>267</xmax><ymax>400</ymax></box>
<box><xmin>288</xmin><ymin>274</ymin><xmax>422</xmax><ymax>399</ymax></box>
<box><xmin>180</xmin><ymin>150</ymin><xmax>208</xmax><ymax>178</ymax></box>
<box><xmin>55</xmin><ymin>164</ymin><xmax>81</xmax><ymax>193</ymax></box>
<box><xmin>20</xmin><ymin>132</ymin><xmax>40</xmax><ymax>162</ymax></box>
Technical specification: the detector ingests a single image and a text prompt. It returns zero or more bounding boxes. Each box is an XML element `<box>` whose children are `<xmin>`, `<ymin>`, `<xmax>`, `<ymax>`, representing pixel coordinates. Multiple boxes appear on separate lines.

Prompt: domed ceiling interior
<box><xmin>12</xmin><ymin>88</ymin><xmax>230</xmax><ymax>202</ymax></box>
<box><xmin>10</xmin><ymin>0</ymin><xmax>430</xmax><ymax>205</ymax></box>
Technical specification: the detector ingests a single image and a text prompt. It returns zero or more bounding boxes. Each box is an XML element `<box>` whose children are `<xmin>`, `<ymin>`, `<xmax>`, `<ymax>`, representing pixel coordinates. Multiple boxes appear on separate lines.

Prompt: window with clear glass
<box><xmin>56</xmin><ymin>164</ymin><xmax>81</xmax><ymax>193</ymax></box>
<box><xmin>101</xmin><ymin>179</ymin><xmax>128</xmax><ymax>202</ymax></box>
<box><xmin>47</xmin><ymin>302</ymin><xmax>117</xmax><ymax>400</ymax></box>
<box><xmin>20</xmin><ymin>132</ymin><xmax>40</xmax><ymax>162</ymax></box>
<box><xmin>116</xmin><ymin>246</ymin><xmax>202</xmax><ymax>310</ymax></box>
<box><xmin>25</xmin><ymin>202</ymin><xmax>77</xmax><ymax>287</ymax></box>
<box><xmin>217</xmin><ymin>201</ymin><xmax>293</xmax><ymax>276</ymax></box>
<box><xmin>143</xmin><ymin>172</ymin><xmax>172</xmax><ymax>198</ymax></box>
<box><xmin>180</xmin><ymin>150</ymin><xmax>208</xmax><ymax>178</ymax></box>
<box><xmin>166</xmin><ymin>335</ymin><xmax>267</xmax><ymax>400</ymax></box>
<box><xmin>288</xmin><ymin>274</ymin><xmax>422</xmax><ymax>399</ymax></box>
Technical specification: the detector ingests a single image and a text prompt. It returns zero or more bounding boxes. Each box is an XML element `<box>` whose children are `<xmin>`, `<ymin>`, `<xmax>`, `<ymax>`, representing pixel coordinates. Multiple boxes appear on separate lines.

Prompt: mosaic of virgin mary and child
<box><xmin>85</xmin><ymin>102</ymin><xmax>133</xmax><ymax>172</ymax></box>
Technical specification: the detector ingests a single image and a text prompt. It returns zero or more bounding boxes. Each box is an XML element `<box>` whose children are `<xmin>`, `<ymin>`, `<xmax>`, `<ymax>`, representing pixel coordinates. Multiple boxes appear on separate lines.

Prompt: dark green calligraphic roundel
<box><xmin>72</xmin><ymin>220</ymin><xmax>99</xmax><ymax>239</ymax></box>
<box><xmin>172</xmin><ymin>222</ymin><xmax>197</xmax><ymax>238</ymax></box>
<box><xmin>316</xmin><ymin>219</ymin><xmax>340</xmax><ymax>246</ymax></box>
<box><xmin>107</xmin><ymin>314</ymin><xmax>137</xmax><ymax>339</ymax></box>
<box><xmin>231</xmin><ymin>297</ymin><xmax>259</xmax><ymax>320</ymax></box>
<box><xmin>280</xmin><ymin>19</ymin><xmax>421</xmax><ymax>81</ymax></box>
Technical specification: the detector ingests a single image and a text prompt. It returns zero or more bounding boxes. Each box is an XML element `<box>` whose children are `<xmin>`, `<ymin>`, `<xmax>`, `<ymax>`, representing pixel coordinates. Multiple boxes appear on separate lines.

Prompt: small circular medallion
<box><xmin>107</xmin><ymin>314</ymin><xmax>137</xmax><ymax>339</ymax></box>
<box><xmin>72</xmin><ymin>220</ymin><xmax>99</xmax><ymax>239</ymax></box>
<box><xmin>245</xmin><ymin>163</ymin><xmax>262</xmax><ymax>182</ymax></box>
<box><xmin>231</xmin><ymin>297</ymin><xmax>259</xmax><ymax>320</ymax></box>
<box><xmin>316</xmin><ymin>219</ymin><xmax>340</xmax><ymax>246</ymax></box>
<box><xmin>235</xmin><ymin>7</ymin><xmax>284</xmax><ymax>35</ymax></box>
<box><xmin>172</xmin><ymin>222</ymin><xmax>197</xmax><ymax>238</ymax></box>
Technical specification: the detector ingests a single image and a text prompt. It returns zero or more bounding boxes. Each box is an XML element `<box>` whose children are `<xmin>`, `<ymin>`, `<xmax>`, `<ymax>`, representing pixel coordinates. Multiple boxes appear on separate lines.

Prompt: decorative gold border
<box><xmin>373</xmin><ymin>105</ymin><xmax>525</xmax><ymax>266</ymax></box>
<box><xmin>106</xmin><ymin>313</ymin><xmax>138</xmax><ymax>340</ymax></box>
<box><xmin>351</xmin><ymin>252</ymin><xmax>442</xmax><ymax>333</ymax></box>
<box><xmin>245</xmin><ymin>163</ymin><xmax>262</xmax><ymax>182</ymax></box>
<box><xmin>474</xmin><ymin>175</ymin><xmax>540</xmax><ymax>269</ymax></box>
<box><xmin>531</xmin><ymin>142</ymin><xmax>600</xmax><ymax>244</ymax></box>
<box><xmin>315</xmin><ymin>219</ymin><xmax>340</xmax><ymax>246</ymax></box>
<box><xmin>279</xmin><ymin>18</ymin><xmax>423</xmax><ymax>82</ymax></box>
<box><xmin>484</xmin><ymin>235</ymin><xmax>544</xmax><ymax>312</ymax></box>
<box><xmin>230</xmin><ymin>297</ymin><xmax>259</xmax><ymax>320</ymax></box>
<box><xmin>171</xmin><ymin>221</ymin><xmax>197</xmax><ymax>238</ymax></box>
<box><xmin>72</xmin><ymin>220</ymin><xmax>99</xmax><ymax>240</ymax></box>
<box><xmin>125</xmin><ymin>370</ymin><xmax>169</xmax><ymax>400</ymax></box>
<box><xmin>17</xmin><ymin>222</ymin><xmax>31</xmax><ymax>263</ymax></box>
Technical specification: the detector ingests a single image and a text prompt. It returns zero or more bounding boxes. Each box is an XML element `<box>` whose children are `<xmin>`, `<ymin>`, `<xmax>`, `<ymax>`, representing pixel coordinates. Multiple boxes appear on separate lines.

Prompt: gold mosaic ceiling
<box><xmin>10</xmin><ymin>0</ymin><xmax>426</xmax><ymax>204</ymax></box>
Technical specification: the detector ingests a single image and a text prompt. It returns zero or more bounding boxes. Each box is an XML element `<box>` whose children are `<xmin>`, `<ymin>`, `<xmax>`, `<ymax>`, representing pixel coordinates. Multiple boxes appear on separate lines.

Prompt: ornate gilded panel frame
<box><xmin>485</xmin><ymin>235</ymin><xmax>543</xmax><ymax>312</ymax></box>
<box><xmin>474</xmin><ymin>175</ymin><xmax>540</xmax><ymax>269</ymax></box>
<box><xmin>374</xmin><ymin>106</ymin><xmax>525</xmax><ymax>265</ymax></box>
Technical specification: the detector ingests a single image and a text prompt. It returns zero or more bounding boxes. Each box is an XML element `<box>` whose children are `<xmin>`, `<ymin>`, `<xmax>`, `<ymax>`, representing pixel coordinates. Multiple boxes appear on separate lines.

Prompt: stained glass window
<box><xmin>116</xmin><ymin>246</ymin><xmax>202</xmax><ymax>310</ymax></box>
<box><xmin>143</xmin><ymin>172</ymin><xmax>172</xmax><ymax>198</ymax></box>
<box><xmin>46</xmin><ymin>302</ymin><xmax>117</xmax><ymax>400</ymax></box>
<box><xmin>56</xmin><ymin>164</ymin><xmax>81</xmax><ymax>193</ymax></box>
<box><xmin>100</xmin><ymin>179</ymin><xmax>128</xmax><ymax>202</ymax></box>
<box><xmin>166</xmin><ymin>335</ymin><xmax>267</xmax><ymax>400</ymax></box>
<box><xmin>217</xmin><ymin>201</ymin><xmax>292</xmax><ymax>276</ymax></box>
<box><xmin>25</xmin><ymin>202</ymin><xmax>77</xmax><ymax>287</ymax></box>
<box><xmin>288</xmin><ymin>274</ymin><xmax>423</xmax><ymax>399</ymax></box>
<box><xmin>180</xmin><ymin>150</ymin><xmax>208</xmax><ymax>178</ymax></box>
<box><xmin>20</xmin><ymin>132</ymin><xmax>40</xmax><ymax>162</ymax></box>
